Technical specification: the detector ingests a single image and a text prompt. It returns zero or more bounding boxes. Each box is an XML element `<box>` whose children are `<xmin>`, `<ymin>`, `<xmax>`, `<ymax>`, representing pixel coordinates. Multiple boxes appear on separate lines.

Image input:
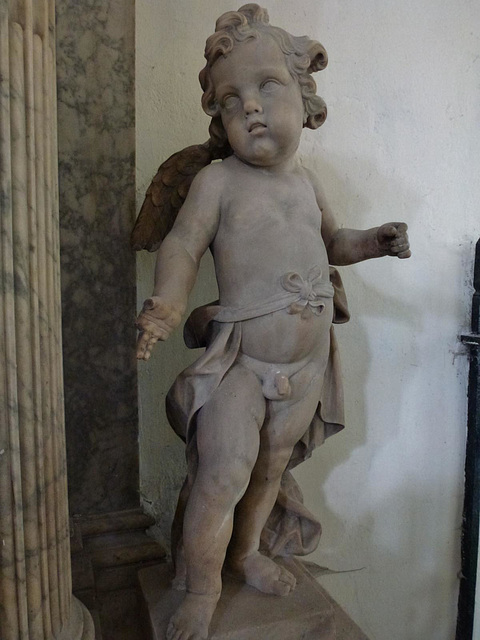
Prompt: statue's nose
<box><xmin>243</xmin><ymin>95</ymin><xmax>263</xmax><ymax>116</ymax></box>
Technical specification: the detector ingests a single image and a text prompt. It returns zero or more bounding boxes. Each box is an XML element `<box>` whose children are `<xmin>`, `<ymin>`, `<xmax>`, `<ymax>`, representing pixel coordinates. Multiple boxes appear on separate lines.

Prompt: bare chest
<box><xmin>216</xmin><ymin>175</ymin><xmax>322</xmax><ymax>243</ymax></box>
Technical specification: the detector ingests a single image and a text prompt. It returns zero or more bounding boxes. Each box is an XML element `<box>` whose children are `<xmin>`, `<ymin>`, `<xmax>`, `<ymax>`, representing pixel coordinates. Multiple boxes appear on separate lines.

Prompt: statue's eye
<box><xmin>261</xmin><ymin>80</ymin><xmax>280</xmax><ymax>93</ymax></box>
<box><xmin>222</xmin><ymin>94</ymin><xmax>240</xmax><ymax>110</ymax></box>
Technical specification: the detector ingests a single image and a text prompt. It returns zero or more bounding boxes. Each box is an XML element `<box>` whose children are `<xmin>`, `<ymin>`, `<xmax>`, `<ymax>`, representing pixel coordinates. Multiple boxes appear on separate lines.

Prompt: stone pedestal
<box><xmin>70</xmin><ymin>507</ymin><xmax>166</xmax><ymax>640</ymax></box>
<box><xmin>139</xmin><ymin>561</ymin><xmax>369</xmax><ymax>640</ymax></box>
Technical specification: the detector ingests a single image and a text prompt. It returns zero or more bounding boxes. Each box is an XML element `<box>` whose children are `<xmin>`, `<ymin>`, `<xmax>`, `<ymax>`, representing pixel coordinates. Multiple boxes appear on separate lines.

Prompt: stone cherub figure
<box><xmin>132</xmin><ymin>4</ymin><xmax>410</xmax><ymax>639</ymax></box>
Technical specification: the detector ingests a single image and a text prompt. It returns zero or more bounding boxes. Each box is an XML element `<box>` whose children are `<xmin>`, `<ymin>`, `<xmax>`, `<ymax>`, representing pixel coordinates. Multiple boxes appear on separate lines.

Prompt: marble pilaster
<box><xmin>0</xmin><ymin>2</ymin><xmax>93</xmax><ymax>638</ymax></box>
<box><xmin>55</xmin><ymin>0</ymin><xmax>138</xmax><ymax>516</ymax></box>
<box><xmin>54</xmin><ymin>6</ymin><xmax>167</xmax><ymax>636</ymax></box>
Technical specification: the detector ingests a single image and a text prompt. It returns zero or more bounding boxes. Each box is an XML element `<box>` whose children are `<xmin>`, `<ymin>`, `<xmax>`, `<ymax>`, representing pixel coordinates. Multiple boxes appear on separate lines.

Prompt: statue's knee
<box><xmin>198</xmin><ymin>458</ymin><xmax>253</xmax><ymax>503</ymax></box>
<box><xmin>259</xmin><ymin>447</ymin><xmax>292</xmax><ymax>482</ymax></box>
<box><xmin>223</xmin><ymin>458</ymin><xmax>255</xmax><ymax>496</ymax></box>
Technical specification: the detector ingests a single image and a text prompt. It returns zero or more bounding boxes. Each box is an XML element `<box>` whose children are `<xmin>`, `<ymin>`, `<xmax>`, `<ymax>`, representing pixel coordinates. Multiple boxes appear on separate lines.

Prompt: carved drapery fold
<box><xmin>0</xmin><ymin>1</ymin><xmax>93</xmax><ymax>638</ymax></box>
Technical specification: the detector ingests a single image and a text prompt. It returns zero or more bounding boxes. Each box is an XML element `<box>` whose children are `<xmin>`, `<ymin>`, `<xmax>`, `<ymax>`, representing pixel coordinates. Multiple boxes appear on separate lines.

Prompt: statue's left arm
<box><xmin>306</xmin><ymin>168</ymin><xmax>411</xmax><ymax>266</ymax></box>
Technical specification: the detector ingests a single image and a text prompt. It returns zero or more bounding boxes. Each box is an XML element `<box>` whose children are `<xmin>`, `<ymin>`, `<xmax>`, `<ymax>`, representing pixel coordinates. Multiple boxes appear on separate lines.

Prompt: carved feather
<box><xmin>131</xmin><ymin>140</ymin><xmax>229</xmax><ymax>252</ymax></box>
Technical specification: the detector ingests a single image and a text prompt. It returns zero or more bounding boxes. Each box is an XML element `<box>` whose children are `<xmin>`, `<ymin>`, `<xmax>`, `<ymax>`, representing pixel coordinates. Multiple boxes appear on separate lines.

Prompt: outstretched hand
<box><xmin>136</xmin><ymin>297</ymin><xmax>183</xmax><ymax>361</ymax></box>
<box><xmin>377</xmin><ymin>222</ymin><xmax>411</xmax><ymax>259</ymax></box>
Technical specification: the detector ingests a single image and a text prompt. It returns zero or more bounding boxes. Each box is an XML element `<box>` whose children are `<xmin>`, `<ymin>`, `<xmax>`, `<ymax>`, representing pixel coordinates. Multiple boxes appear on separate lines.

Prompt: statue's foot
<box><xmin>166</xmin><ymin>591</ymin><xmax>220</xmax><ymax>640</ymax></box>
<box><xmin>228</xmin><ymin>552</ymin><xmax>296</xmax><ymax>596</ymax></box>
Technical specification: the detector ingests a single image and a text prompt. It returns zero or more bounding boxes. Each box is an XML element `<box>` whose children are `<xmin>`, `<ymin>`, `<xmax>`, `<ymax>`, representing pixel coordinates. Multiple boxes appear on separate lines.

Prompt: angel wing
<box><xmin>131</xmin><ymin>140</ymin><xmax>229</xmax><ymax>252</ymax></box>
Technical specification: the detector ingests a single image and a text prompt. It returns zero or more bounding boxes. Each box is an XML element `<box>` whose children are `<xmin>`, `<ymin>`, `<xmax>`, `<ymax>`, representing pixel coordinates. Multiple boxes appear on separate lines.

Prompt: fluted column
<box><xmin>0</xmin><ymin>1</ymin><xmax>94</xmax><ymax>638</ymax></box>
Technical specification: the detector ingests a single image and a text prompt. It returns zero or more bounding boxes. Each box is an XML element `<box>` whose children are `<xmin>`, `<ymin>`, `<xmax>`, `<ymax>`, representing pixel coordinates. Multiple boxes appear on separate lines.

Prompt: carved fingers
<box><xmin>377</xmin><ymin>222</ymin><xmax>411</xmax><ymax>259</ymax></box>
<box><xmin>135</xmin><ymin>296</ymin><xmax>183</xmax><ymax>360</ymax></box>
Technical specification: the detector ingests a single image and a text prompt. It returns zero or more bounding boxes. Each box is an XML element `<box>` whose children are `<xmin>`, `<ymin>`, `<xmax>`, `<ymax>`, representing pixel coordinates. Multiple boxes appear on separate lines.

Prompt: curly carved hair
<box><xmin>199</xmin><ymin>4</ymin><xmax>328</xmax><ymax>148</ymax></box>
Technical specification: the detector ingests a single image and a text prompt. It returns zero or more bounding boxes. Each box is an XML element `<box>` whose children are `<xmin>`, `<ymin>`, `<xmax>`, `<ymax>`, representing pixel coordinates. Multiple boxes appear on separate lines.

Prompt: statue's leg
<box><xmin>227</xmin><ymin>369</ymin><xmax>326</xmax><ymax>596</ymax></box>
<box><xmin>167</xmin><ymin>363</ymin><xmax>265</xmax><ymax>640</ymax></box>
<box><xmin>170</xmin><ymin>477</ymin><xmax>190</xmax><ymax>590</ymax></box>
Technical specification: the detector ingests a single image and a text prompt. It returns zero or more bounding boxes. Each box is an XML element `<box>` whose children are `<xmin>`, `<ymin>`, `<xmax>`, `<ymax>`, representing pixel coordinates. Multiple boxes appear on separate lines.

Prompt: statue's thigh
<box><xmin>261</xmin><ymin>371</ymin><xmax>323</xmax><ymax>455</ymax></box>
<box><xmin>196</xmin><ymin>363</ymin><xmax>266</xmax><ymax>472</ymax></box>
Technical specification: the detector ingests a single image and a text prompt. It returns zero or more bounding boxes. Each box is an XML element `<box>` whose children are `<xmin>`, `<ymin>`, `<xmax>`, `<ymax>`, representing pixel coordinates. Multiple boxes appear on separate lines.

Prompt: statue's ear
<box><xmin>307</xmin><ymin>42</ymin><xmax>328</xmax><ymax>72</ymax></box>
<box><xmin>199</xmin><ymin>67</ymin><xmax>222</xmax><ymax>118</ymax></box>
<box><xmin>203</xmin><ymin>101</ymin><xmax>221</xmax><ymax>119</ymax></box>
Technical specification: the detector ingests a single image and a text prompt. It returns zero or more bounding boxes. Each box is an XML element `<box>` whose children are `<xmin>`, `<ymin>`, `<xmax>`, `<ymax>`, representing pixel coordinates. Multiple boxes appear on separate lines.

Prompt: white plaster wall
<box><xmin>136</xmin><ymin>1</ymin><xmax>480</xmax><ymax>638</ymax></box>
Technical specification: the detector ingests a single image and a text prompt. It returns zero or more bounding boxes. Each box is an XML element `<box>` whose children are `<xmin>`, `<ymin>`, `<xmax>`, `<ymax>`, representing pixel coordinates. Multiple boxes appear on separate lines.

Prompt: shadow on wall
<box><xmin>312</xmin><ymin>485</ymin><xmax>461</xmax><ymax>640</ymax></box>
<box><xmin>293</xmin><ymin>157</ymin><xmax>461</xmax><ymax>639</ymax></box>
<box><xmin>295</xmin><ymin>301</ymin><xmax>459</xmax><ymax>640</ymax></box>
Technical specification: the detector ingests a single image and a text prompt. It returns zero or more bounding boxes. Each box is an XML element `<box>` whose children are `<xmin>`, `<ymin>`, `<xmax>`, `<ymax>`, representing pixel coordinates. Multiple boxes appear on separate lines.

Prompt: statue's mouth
<box><xmin>248</xmin><ymin>121</ymin><xmax>267</xmax><ymax>133</ymax></box>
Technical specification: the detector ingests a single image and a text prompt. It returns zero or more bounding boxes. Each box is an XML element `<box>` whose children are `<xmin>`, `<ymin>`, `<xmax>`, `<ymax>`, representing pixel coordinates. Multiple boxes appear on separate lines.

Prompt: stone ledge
<box><xmin>71</xmin><ymin>508</ymin><xmax>166</xmax><ymax>597</ymax></box>
<box><xmin>73</xmin><ymin>508</ymin><xmax>157</xmax><ymax>538</ymax></box>
<box><xmin>139</xmin><ymin>559</ymin><xmax>341</xmax><ymax>640</ymax></box>
<box><xmin>71</xmin><ymin>508</ymin><xmax>167</xmax><ymax>639</ymax></box>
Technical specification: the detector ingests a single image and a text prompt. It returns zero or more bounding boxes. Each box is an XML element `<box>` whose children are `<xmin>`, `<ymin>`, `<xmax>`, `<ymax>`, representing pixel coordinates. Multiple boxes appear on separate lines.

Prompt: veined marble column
<box><xmin>56</xmin><ymin>0</ymin><xmax>138</xmax><ymax>518</ymax></box>
<box><xmin>0</xmin><ymin>1</ymin><xmax>94</xmax><ymax>638</ymax></box>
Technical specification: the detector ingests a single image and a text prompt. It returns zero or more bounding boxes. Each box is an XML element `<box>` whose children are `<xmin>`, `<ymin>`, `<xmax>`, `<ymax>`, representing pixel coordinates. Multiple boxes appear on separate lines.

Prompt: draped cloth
<box><xmin>166</xmin><ymin>267</ymin><xmax>349</xmax><ymax>559</ymax></box>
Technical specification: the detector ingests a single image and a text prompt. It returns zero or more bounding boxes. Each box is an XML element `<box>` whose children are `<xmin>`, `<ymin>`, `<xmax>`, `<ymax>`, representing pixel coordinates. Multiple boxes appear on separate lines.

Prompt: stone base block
<box><xmin>139</xmin><ymin>559</ymin><xmax>337</xmax><ymax>640</ymax></box>
<box><xmin>71</xmin><ymin>508</ymin><xmax>167</xmax><ymax>640</ymax></box>
<box><xmin>57</xmin><ymin>597</ymin><xmax>95</xmax><ymax>640</ymax></box>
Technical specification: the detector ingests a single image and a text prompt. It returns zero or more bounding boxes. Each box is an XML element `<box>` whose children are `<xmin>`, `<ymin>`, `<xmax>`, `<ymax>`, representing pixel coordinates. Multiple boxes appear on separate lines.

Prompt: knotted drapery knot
<box><xmin>281</xmin><ymin>266</ymin><xmax>334</xmax><ymax>316</ymax></box>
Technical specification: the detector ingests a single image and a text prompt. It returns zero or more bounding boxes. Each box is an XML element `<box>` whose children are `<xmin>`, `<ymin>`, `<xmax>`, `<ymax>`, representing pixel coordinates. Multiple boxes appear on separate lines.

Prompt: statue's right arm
<box><xmin>136</xmin><ymin>165</ymin><xmax>223</xmax><ymax>360</ymax></box>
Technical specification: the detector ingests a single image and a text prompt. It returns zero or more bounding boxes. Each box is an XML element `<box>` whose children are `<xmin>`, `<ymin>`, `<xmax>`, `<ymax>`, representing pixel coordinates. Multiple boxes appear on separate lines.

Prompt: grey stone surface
<box><xmin>139</xmin><ymin>560</ymin><xmax>337</xmax><ymax>640</ymax></box>
<box><xmin>56</xmin><ymin>0</ymin><xmax>138</xmax><ymax>515</ymax></box>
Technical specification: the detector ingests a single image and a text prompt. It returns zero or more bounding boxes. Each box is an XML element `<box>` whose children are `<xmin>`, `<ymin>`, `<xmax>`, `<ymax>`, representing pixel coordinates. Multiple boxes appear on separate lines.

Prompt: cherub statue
<box><xmin>133</xmin><ymin>4</ymin><xmax>410</xmax><ymax>639</ymax></box>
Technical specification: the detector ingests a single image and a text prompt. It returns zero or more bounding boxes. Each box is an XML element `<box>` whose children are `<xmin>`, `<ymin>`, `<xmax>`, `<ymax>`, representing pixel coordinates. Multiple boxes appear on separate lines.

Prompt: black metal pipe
<box><xmin>456</xmin><ymin>238</ymin><xmax>480</xmax><ymax>640</ymax></box>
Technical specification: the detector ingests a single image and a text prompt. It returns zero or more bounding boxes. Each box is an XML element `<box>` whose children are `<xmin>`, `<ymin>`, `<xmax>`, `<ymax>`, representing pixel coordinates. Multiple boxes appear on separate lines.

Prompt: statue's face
<box><xmin>211</xmin><ymin>35</ymin><xmax>305</xmax><ymax>167</ymax></box>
